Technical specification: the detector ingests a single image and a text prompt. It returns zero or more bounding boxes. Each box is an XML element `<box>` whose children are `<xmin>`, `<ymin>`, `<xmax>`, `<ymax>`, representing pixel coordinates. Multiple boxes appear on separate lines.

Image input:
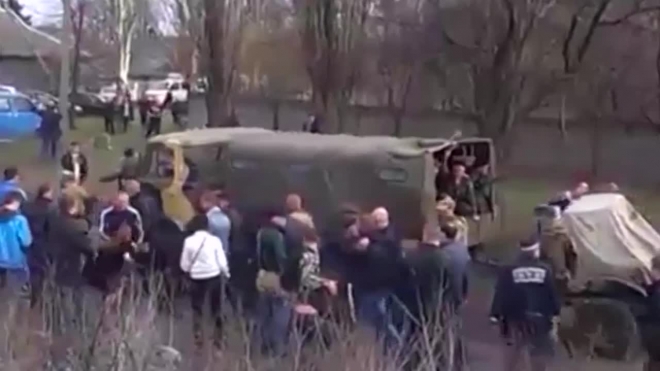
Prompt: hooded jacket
<box><xmin>0</xmin><ymin>180</ymin><xmax>27</xmax><ymax>203</ymax></box>
<box><xmin>0</xmin><ymin>208</ymin><xmax>32</xmax><ymax>270</ymax></box>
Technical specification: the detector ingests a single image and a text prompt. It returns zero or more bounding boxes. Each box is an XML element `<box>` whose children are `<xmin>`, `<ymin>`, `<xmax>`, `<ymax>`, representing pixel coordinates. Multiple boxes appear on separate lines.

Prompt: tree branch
<box><xmin>598</xmin><ymin>4</ymin><xmax>660</xmax><ymax>26</ymax></box>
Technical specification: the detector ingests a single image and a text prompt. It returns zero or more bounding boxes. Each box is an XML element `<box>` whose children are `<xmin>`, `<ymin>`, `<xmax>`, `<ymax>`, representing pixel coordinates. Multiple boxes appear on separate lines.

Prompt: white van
<box><xmin>142</xmin><ymin>79</ymin><xmax>188</xmax><ymax>105</ymax></box>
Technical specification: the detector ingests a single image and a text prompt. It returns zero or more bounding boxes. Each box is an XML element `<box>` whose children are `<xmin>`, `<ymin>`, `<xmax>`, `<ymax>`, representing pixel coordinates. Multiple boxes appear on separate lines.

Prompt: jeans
<box><xmin>0</xmin><ymin>268</ymin><xmax>29</xmax><ymax>297</ymax></box>
<box><xmin>104</xmin><ymin>116</ymin><xmax>115</xmax><ymax>135</ymax></box>
<box><xmin>146</xmin><ymin>118</ymin><xmax>161</xmax><ymax>137</ymax></box>
<box><xmin>256</xmin><ymin>293</ymin><xmax>292</xmax><ymax>356</ymax></box>
<box><xmin>357</xmin><ymin>289</ymin><xmax>403</xmax><ymax>351</ymax></box>
<box><xmin>190</xmin><ymin>275</ymin><xmax>225</xmax><ymax>346</ymax></box>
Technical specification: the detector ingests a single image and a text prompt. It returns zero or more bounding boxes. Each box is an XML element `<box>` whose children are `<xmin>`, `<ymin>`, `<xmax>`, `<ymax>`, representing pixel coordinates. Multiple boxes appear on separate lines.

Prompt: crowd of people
<box><xmin>0</xmin><ymin>156</ymin><xmax>477</xmax><ymax>367</ymax></box>
<box><xmin>103</xmin><ymin>85</ymin><xmax>182</xmax><ymax>138</ymax></box>
<box><xmin>0</xmin><ymin>135</ymin><xmax>627</xmax><ymax>371</ymax></box>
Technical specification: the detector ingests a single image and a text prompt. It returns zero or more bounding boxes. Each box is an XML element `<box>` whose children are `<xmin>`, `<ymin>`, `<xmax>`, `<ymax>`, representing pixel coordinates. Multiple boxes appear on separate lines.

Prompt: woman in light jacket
<box><xmin>180</xmin><ymin>214</ymin><xmax>230</xmax><ymax>349</ymax></box>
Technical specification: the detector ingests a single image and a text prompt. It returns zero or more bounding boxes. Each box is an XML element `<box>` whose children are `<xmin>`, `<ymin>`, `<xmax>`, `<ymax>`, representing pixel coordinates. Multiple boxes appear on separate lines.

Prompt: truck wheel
<box><xmin>559</xmin><ymin>298</ymin><xmax>641</xmax><ymax>361</ymax></box>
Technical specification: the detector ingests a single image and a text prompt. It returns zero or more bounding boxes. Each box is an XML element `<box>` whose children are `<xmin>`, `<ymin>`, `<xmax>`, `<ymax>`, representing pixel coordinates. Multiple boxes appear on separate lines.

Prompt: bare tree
<box><xmin>115</xmin><ymin>0</ymin><xmax>137</xmax><ymax>84</ymax></box>
<box><xmin>426</xmin><ymin>0</ymin><xmax>660</xmax><ymax>159</ymax></box>
<box><xmin>294</xmin><ymin>0</ymin><xmax>372</xmax><ymax>133</ymax></box>
<box><xmin>68</xmin><ymin>0</ymin><xmax>88</xmax><ymax>129</ymax></box>
<box><xmin>59</xmin><ymin>0</ymin><xmax>73</xmax><ymax>133</ymax></box>
<box><xmin>204</xmin><ymin>0</ymin><xmax>259</xmax><ymax>127</ymax></box>
<box><xmin>162</xmin><ymin>0</ymin><xmax>205</xmax><ymax>78</ymax></box>
<box><xmin>375</xmin><ymin>0</ymin><xmax>425</xmax><ymax>136</ymax></box>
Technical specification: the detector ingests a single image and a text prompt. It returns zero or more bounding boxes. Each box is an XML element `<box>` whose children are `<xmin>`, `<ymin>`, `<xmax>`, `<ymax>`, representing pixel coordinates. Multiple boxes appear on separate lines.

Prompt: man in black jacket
<box><xmin>49</xmin><ymin>194</ymin><xmax>94</xmax><ymax>334</ymax></box>
<box><xmin>60</xmin><ymin>141</ymin><xmax>89</xmax><ymax>184</ymax></box>
<box><xmin>123</xmin><ymin>178</ymin><xmax>160</xmax><ymax>241</ymax></box>
<box><xmin>351</xmin><ymin>209</ymin><xmax>405</xmax><ymax>350</ymax></box>
<box><xmin>23</xmin><ymin>184</ymin><xmax>56</xmax><ymax>307</ymax></box>
<box><xmin>490</xmin><ymin>239</ymin><xmax>561</xmax><ymax>371</ymax></box>
<box><xmin>399</xmin><ymin>224</ymin><xmax>456</xmax><ymax>369</ymax></box>
<box><xmin>37</xmin><ymin>103</ymin><xmax>62</xmax><ymax>160</ymax></box>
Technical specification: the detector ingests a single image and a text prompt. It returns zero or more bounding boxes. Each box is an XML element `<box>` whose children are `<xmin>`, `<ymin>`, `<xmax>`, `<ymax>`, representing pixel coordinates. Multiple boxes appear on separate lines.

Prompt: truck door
<box><xmin>149</xmin><ymin>141</ymin><xmax>196</xmax><ymax>228</ymax></box>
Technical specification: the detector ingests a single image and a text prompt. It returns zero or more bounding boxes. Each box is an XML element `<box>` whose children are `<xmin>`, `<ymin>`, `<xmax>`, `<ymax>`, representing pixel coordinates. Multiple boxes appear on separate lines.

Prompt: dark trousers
<box><xmin>139</xmin><ymin>109</ymin><xmax>147</xmax><ymax>127</ymax></box>
<box><xmin>40</xmin><ymin>136</ymin><xmax>59</xmax><ymax>159</ymax></box>
<box><xmin>122</xmin><ymin>116</ymin><xmax>130</xmax><ymax>133</ymax></box>
<box><xmin>190</xmin><ymin>275</ymin><xmax>225</xmax><ymax>346</ymax></box>
<box><xmin>145</xmin><ymin>117</ymin><xmax>161</xmax><ymax>138</ymax></box>
<box><xmin>104</xmin><ymin>116</ymin><xmax>115</xmax><ymax>135</ymax></box>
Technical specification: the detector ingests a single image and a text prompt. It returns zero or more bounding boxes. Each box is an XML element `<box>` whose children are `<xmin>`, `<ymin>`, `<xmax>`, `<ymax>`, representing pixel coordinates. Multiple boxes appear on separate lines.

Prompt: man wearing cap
<box><xmin>490</xmin><ymin>239</ymin><xmax>561</xmax><ymax>371</ymax></box>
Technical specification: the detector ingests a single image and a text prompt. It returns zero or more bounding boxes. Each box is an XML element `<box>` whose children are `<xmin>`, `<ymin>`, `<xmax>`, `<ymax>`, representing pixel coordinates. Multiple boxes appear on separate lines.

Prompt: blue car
<box><xmin>0</xmin><ymin>92</ymin><xmax>42</xmax><ymax>141</ymax></box>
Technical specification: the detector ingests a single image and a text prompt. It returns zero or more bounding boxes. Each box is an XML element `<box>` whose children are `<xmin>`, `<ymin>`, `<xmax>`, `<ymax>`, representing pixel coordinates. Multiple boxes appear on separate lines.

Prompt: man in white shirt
<box><xmin>180</xmin><ymin>214</ymin><xmax>229</xmax><ymax>349</ymax></box>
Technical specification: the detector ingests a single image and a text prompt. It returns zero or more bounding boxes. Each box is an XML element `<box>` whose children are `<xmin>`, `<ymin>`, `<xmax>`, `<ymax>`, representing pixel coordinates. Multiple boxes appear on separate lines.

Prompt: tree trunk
<box><xmin>392</xmin><ymin>110</ymin><xmax>404</xmax><ymax>137</ymax></box>
<box><xmin>58</xmin><ymin>0</ymin><xmax>72</xmax><ymax>134</ymax></box>
<box><xmin>311</xmin><ymin>90</ymin><xmax>340</xmax><ymax>134</ymax></box>
<box><xmin>117</xmin><ymin>0</ymin><xmax>134</xmax><ymax>85</ymax></box>
<box><xmin>476</xmin><ymin>110</ymin><xmax>517</xmax><ymax>163</ymax></box>
<box><xmin>69</xmin><ymin>2</ymin><xmax>85</xmax><ymax>130</ymax></box>
<box><xmin>271</xmin><ymin>99</ymin><xmax>280</xmax><ymax>130</ymax></box>
<box><xmin>590</xmin><ymin>119</ymin><xmax>603</xmax><ymax>179</ymax></box>
<box><xmin>204</xmin><ymin>0</ymin><xmax>227</xmax><ymax>127</ymax></box>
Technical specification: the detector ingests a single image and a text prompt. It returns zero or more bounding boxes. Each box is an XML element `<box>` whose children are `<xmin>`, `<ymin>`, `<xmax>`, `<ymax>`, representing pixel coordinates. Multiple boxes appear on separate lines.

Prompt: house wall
<box><xmin>0</xmin><ymin>57</ymin><xmax>56</xmax><ymax>92</ymax></box>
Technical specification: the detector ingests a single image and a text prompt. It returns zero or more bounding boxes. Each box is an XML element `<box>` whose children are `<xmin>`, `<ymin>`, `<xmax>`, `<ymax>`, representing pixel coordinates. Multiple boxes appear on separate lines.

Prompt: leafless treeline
<box><xmin>62</xmin><ymin>0</ymin><xmax>660</xmax><ymax>150</ymax></box>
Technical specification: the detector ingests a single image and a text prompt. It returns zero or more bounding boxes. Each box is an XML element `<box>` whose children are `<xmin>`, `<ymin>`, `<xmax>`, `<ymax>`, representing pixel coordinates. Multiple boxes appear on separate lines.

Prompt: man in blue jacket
<box><xmin>0</xmin><ymin>191</ymin><xmax>33</xmax><ymax>296</ymax></box>
<box><xmin>0</xmin><ymin>167</ymin><xmax>27</xmax><ymax>202</ymax></box>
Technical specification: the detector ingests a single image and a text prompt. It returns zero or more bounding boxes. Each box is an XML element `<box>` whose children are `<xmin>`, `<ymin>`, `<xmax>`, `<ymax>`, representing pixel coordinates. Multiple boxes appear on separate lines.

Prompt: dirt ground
<box><xmin>0</xmin><ymin>116</ymin><xmax>656</xmax><ymax>369</ymax></box>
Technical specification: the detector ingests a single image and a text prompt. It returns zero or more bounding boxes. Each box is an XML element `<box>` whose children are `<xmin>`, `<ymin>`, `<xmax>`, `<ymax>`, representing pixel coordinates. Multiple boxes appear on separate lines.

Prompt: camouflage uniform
<box><xmin>539</xmin><ymin>219</ymin><xmax>574</xmax><ymax>282</ymax></box>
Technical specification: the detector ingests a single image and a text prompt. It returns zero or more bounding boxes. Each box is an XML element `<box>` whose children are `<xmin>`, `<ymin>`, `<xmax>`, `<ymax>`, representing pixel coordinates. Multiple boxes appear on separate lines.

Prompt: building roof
<box><xmin>0</xmin><ymin>8</ymin><xmax>61</xmax><ymax>58</ymax></box>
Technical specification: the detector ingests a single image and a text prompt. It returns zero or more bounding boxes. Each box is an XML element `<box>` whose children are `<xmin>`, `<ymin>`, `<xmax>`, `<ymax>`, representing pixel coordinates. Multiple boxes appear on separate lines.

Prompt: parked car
<box><xmin>24</xmin><ymin>90</ymin><xmax>83</xmax><ymax>114</ymax></box>
<box><xmin>98</xmin><ymin>82</ymin><xmax>139</xmax><ymax>103</ymax></box>
<box><xmin>0</xmin><ymin>85</ymin><xmax>18</xmax><ymax>94</ymax></box>
<box><xmin>143</xmin><ymin>79</ymin><xmax>189</xmax><ymax>105</ymax></box>
<box><xmin>70</xmin><ymin>92</ymin><xmax>108</xmax><ymax>117</ymax></box>
<box><xmin>98</xmin><ymin>84</ymin><xmax>118</xmax><ymax>103</ymax></box>
<box><xmin>0</xmin><ymin>92</ymin><xmax>41</xmax><ymax>140</ymax></box>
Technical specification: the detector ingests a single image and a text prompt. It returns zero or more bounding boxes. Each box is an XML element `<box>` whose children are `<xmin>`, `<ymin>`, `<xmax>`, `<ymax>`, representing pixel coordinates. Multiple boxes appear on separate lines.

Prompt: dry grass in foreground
<box><xmin>0</xmin><ymin>272</ymin><xmax>471</xmax><ymax>371</ymax></box>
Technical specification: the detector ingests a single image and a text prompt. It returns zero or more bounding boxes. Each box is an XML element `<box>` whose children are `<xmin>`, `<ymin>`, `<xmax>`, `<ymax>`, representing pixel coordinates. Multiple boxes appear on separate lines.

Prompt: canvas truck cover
<box><xmin>563</xmin><ymin>193</ymin><xmax>660</xmax><ymax>290</ymax></box>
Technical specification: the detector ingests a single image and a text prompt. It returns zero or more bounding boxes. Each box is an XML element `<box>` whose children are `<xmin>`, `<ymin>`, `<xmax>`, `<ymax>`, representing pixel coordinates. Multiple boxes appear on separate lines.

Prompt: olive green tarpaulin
<box><xmin>145</xmin><ymin>128</ymin><xmax>492</xmax><ymax>239</ymax></box>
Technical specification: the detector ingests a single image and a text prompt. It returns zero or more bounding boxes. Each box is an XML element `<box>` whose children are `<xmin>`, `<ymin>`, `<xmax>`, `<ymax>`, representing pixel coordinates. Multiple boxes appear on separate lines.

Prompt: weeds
<box><xmin>0</xmin><ymin>269</ymin><xmax>472</xmax><ymax>371</ymax></box>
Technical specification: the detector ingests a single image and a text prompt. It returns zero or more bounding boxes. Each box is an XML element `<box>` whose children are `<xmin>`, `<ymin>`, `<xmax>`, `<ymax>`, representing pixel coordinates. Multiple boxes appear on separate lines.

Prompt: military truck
<box><xmin>138</xmin><ymin>127</ymin><xmax>495</xmax><ymax>239</ymax></box>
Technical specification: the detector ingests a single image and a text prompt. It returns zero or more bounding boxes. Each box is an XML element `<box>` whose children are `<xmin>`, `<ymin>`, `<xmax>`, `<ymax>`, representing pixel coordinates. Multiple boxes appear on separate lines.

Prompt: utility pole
<box><xmin>204</xmin><ymin>0</ymin><xmax>225</xmax><ymax>127</ymax></box>
<box><xmin>58</xmin><ymin>0</ymin><xmax>73</xmax><ymax>132</ymax></box>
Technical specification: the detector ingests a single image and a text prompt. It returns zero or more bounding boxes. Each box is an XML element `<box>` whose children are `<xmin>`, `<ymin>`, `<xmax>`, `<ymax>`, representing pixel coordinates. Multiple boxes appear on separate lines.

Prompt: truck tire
<box><xmin>559</xmin><ymin>298</ymin><xmax>642</xmax><ymax>361</ymax></box>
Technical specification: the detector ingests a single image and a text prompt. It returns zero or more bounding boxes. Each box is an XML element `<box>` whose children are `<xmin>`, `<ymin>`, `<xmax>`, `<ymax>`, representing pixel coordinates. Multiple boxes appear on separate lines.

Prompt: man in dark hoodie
<box><xmin>23</xmin><ymin>183</ymin><xmax>57</xmax><ymax>307</ymax></box>
<box><xmin>353</xmin><ymin>209</ymin><xmax>405</xmax><ymax>350</ymax></box>
<box><xmin>399</xmin><ymin>223</ymin><xmax>455</xmax><ymax>369</ymax></box>
<box><xmin>48</xmin><ymin>194</ymin><xmax>94</xmax><ymax>334</ymax></box>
